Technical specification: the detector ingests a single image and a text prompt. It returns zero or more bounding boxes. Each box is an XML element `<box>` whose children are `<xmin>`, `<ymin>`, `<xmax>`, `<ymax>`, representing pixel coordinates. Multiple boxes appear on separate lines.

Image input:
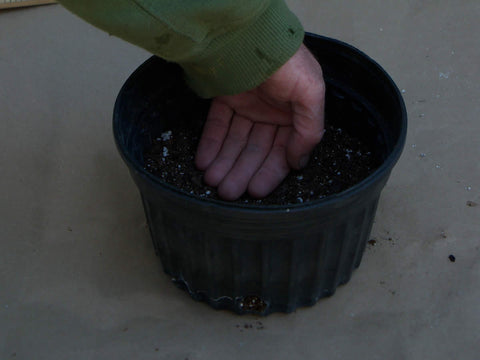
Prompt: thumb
<box><xmin>286</xmin><ymin>82</ymin><xmax>325</xmax><ymax>169</ymax></box>
<box><xmin>286</xmin><ymin>116</ymin><xmax>325</xmax><ymax>170</ymax></box>
<box><xmin>285</xmin><ymin>47</ymin><xmax>325</xmax><ymax>169</ymax></box>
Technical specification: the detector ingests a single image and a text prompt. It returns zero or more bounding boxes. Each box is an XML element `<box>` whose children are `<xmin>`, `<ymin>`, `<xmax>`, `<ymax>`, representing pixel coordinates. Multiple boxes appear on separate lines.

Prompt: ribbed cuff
<box><xmin>179</xmin><ymin>0</ymin><xmax>304</xmax><ymax>98</ymax></box>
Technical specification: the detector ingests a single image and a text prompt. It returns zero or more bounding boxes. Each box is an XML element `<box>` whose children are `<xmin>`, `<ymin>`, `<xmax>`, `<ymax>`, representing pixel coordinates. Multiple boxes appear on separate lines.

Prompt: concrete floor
<box><xmin>1</xmin><ymin>1</ymin><xmax>479</xmax><ymax>359</ymax></box>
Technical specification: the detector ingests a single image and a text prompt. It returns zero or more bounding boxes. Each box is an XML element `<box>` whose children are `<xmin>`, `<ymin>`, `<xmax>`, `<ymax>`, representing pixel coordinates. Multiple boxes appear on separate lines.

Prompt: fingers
<box><xmin>196</xmin><ymin>99</ymin><xmax>282</xmax><ymax>201</ymax></box>
<box><xmin>202</xmin><ymin>115</ymin><xmax>253</xmax><ymax>187</ymax></box>
<box><xmin>248</xmin><ymin>126</ymin><xmax>290</xmax><ymax>198</ymax></box>
<box><xmin>194</xmin><ymin>100</ymin><xmax>233</xmax><ymax>170</ymax></box>
<box><xmin>217</xmin><ymin>122</ymin><xmax>276</xmax><ymax>200</ymax></box>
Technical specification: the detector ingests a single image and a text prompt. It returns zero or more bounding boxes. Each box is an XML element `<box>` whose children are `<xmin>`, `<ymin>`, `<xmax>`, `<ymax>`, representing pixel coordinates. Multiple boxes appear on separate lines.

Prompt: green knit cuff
<box><xmin>179</xmin><ymin>0</ymin><xmax>304</xmax><ymax>98</ymax></box>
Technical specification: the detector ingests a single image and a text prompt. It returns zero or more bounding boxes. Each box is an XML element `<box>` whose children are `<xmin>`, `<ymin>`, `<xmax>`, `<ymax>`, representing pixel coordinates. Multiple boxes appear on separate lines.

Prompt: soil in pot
<box><xmin>142</xmin><ymin>91</ymin><xmax>381</xmax><ymax>205</ymax></box>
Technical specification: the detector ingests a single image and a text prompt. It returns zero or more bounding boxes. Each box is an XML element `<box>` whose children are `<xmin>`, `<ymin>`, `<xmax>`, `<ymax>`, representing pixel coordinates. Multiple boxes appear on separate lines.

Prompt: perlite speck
<box><xmin>161</xmin><ymin>130</ymin><xmax>172</xmax><ymax>141</ymax></box>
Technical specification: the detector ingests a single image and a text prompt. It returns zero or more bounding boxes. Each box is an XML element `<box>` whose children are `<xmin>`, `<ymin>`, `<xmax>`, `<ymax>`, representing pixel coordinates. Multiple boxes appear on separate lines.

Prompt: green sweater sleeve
<box><xmin>57</xmin><ymin>0</ymin><xmax>304</xmax><ymax>98</ymax></box>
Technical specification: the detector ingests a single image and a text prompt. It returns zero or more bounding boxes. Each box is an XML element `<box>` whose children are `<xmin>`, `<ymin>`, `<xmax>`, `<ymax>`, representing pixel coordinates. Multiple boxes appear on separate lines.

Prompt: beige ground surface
<box><xmin>1</xmin><ymin>1</ymin><xmax>479</xmax><ymax>359</ymax></box>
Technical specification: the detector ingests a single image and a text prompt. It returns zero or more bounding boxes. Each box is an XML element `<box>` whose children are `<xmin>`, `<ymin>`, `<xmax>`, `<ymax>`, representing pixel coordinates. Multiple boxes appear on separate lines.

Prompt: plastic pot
<box><xmin>113</xmin><ymin>33</ymin><xmax>407</xmax><ymax>315</ymax></box>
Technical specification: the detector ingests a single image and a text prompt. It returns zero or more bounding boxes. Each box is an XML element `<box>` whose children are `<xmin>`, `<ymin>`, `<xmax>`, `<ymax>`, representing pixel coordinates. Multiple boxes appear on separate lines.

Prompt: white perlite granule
<box><xmin>160</xmin><ymin>130</ymin><xmax>172</xmax><ymax>141</ymax></box>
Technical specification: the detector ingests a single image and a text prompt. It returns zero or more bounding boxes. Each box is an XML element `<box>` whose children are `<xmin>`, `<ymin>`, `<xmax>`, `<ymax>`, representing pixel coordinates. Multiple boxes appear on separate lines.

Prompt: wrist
<box><xmin>180</xmin><ymin>0</ymin><xmax>304</xmax><ymax>98</ymax></box>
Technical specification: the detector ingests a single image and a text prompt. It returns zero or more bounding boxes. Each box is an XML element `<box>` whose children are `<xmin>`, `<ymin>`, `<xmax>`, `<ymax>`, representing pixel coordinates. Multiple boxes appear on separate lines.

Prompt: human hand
<box><xmin>194</xmin><ymin>44</ymin><xmax>325</xmax><ymax>201</ymax></box>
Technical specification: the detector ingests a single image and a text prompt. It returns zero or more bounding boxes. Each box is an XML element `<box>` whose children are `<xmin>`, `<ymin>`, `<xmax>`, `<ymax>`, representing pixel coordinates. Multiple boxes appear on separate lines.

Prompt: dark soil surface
<box><xmin>143</xmin><ymin>118</ymin><xmax>381</xmax><ymax>205</ymax></box>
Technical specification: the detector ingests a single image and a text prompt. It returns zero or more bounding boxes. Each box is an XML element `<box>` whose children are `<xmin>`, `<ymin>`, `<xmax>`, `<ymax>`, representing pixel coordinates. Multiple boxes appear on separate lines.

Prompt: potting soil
<box><xmin>143</xmin><ymin>118</ymin><xmax>380</xmax><ymax>205</ymax></box>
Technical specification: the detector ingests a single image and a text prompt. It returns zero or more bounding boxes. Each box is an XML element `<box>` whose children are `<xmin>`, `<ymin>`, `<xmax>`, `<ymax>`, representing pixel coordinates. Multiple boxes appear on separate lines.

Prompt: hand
<box><xmin>194</xmin><ymin>44</ymin><xmax>325</xmax><ymax>201</ymax></box>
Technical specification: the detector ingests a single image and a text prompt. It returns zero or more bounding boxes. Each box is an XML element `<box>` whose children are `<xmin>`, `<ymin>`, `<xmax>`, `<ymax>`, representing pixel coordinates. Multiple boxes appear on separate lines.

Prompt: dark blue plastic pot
<box><xmin>113</xmin><ymin>34</ymin><xmax>407</xmax><ymax>315</ymax></box>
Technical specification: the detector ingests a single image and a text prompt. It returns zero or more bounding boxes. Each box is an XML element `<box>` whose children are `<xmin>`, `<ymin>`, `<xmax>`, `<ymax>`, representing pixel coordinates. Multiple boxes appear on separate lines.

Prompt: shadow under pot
<box><xmin>113</xmin><ymin>33</ymin><xmax>407</xmax><ymax>315</ymax></box>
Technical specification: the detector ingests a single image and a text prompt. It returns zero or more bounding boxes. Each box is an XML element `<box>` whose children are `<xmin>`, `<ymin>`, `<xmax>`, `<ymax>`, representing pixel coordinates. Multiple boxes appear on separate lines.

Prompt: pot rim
<box><xmin>113</xmin><ymin>34</ymin><xmax>407</xmax><ymax>213</ymax></box>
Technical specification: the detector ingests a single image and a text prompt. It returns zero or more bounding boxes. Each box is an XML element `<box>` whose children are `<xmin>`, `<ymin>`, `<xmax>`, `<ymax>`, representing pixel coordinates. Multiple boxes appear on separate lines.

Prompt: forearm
<box><xmin>58</xmin><ymin>0</ymin><xmax>304</xmax><ymax>97</ymax></box>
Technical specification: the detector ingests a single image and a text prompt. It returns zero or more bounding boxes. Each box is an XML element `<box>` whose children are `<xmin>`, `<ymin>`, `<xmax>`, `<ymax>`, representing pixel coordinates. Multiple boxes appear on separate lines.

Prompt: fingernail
<box><xmin>299</xmin><ymin>155</ymin><xmax>309</xmax><ymax>169</ymax></box>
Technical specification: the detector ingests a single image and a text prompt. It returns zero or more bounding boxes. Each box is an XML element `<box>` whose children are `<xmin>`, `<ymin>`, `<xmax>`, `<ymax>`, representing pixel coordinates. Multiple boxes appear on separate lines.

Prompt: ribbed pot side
<box><xmin>113</xmin><ymin>34</ymin><xmax>407</xmax><ymax>315</ymax></box>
